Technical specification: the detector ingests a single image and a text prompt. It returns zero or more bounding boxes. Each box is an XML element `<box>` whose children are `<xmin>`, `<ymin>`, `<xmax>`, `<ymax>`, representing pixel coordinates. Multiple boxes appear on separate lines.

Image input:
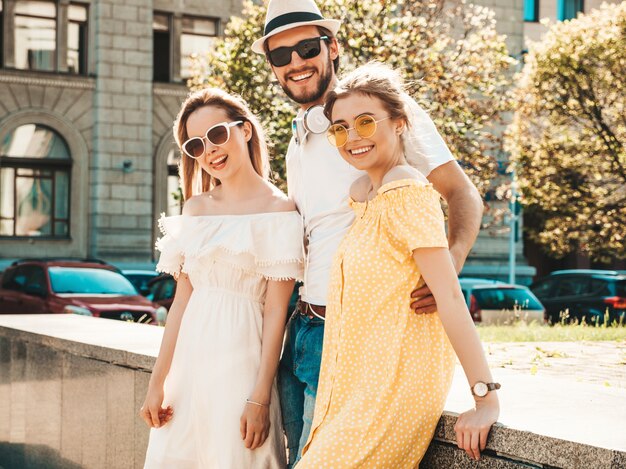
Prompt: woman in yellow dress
<box><xmin>298</xmin><ymin>63</ymin><xmax>500</xmax><ymax>468</ymax></box>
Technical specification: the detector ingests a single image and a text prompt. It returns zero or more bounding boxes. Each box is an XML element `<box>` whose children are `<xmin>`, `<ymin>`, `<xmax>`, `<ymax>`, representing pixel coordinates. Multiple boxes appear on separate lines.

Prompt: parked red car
<box><xmin>0</xmin><ymin>258</ymin><xmax>166</xmax><ymax>324</ymax></box>
<box><xmin>145</xmin><ymin>275</ymin><xmax>302</xmax><ymax>323</ymax></box>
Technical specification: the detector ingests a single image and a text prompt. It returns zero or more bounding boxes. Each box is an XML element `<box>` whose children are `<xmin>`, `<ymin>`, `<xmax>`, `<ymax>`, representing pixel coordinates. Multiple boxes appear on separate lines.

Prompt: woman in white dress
<box><xmin>140</xmin><ymin>88</ymin><xmax>303</xmax><ymax>468</ymax></box>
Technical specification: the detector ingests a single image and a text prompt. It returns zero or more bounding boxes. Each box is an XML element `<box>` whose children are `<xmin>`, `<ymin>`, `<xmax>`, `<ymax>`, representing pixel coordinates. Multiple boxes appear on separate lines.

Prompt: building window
<box><xmin>524</xmin><ymin>0</ymin><xmax>539</xmax><ymax>22</ymax></box>
<box><xmin>0</xmin><ymin>2</ymin><xmax>4</xmax><ymax>67</ymax></box>
<box><xmin>15</xmin><ymin>0</ymin><xmax>57</xmax><ymax>71</ymax></box>
<box><xmin>0</xmin><ymin>124</ymin><xmax>71</xmax><ymax>238</ymax></box>
<box><xmin>67</xmin><ymin>3</ymin><xmax>88</xmax><ymax>74</ymax></box>
<box><xmin>558</xmin><ymin>0</ymin><xmax>584</xmax><ymax>21</ymax></box>
<box><xmin>167</xmin><ymin>148</ymin><xmax>182</xmax><ymax>216</ymax></box>
<box><xmin>153</xmin><ymin>12</ymin><xmax>171</xmax><ymax>82</ymax></box>
<box><xmin>10</xmin><ymin>1</ymin><xmax>88</xmax><ymax>74</ymax></box>
<box><xmin>181</xmin><ymin>16</ymin><xmax>218</xmax><ymax>79</ymax></box>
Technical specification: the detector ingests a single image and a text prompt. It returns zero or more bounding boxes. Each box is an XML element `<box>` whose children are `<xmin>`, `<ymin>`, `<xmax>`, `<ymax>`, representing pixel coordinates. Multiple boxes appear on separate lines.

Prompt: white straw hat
<box><xmin>251</xmin><ymin>0</ymin><xmax>341</xmax><ymax>54</ymax></box>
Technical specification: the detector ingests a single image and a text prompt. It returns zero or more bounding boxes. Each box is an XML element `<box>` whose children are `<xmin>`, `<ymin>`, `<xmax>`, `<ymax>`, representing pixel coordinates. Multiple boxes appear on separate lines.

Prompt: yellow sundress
<box><xmin>299</xmin><ymin>179</ymin><xmax>456</xmax><ymax>468</ymax></box>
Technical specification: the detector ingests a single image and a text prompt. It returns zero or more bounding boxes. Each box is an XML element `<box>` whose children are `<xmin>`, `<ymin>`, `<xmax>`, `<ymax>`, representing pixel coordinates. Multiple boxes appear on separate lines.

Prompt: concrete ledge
<box><xmin>0</xmin><ymin>315</ymin><xmax>625</xmax><ymax>468</ymax></box>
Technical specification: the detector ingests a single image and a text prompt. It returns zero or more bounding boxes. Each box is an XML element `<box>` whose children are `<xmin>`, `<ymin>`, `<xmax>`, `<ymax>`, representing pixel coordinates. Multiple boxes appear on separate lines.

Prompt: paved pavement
<box><xmin>446</xmin><ymin>340</ymin><xmax>626</xmax><ymax>453</ymax></box>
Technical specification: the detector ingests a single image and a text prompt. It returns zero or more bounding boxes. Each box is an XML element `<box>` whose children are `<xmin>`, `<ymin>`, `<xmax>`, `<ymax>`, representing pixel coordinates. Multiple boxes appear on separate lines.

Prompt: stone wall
<box><xmin>0</xmin><ymin>325</ymin><xmax>153</xmax><ymax>468</ymax></box>
<box><xmin>90</xmin><ymin>0</ymin><xmax>156</xmax><ymax>261</ymax></box>
<box><xmin>1</xmin><ymin>315</ymin><xmax>624</xmax><ymax>468</ymax></box>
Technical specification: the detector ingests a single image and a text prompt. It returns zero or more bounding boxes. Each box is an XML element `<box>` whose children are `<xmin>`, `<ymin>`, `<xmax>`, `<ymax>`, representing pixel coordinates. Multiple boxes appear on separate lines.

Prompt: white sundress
<box><xmin>144</xmin><ymin>211</ymin><xmax>304</xmax><ymax>469</ymax></box>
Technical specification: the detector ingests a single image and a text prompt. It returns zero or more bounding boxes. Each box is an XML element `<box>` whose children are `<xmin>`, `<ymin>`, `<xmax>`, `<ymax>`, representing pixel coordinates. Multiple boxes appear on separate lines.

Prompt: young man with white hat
<box><xmin>253</xmin><ymin>0</ymin><xmax>484</xmax><ymax>465</ymax></box>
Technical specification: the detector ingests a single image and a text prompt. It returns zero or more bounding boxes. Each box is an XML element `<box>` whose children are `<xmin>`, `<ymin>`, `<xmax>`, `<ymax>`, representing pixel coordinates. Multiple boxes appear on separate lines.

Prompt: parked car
<box><xmin>123</xmin><ymin>269</ymin><xmax>160</xmax><ymax>296</ymax></box>
<box><xmin>459</xmin><ymin>278</ymin><xmax>545</xmax><ymax>325</ymax></box>
<box><xmin>0</xmin><ymin>258</ymin><xmax>166</xmax><ymax>324</ymax></box>
<box><xmin>530</xmin><ymin>270</ymin><xmax>626</xmax><ymax>324</ymax></box>
<box><xmin>147</xmin><ymin>274</ymin><xmax>176</xmax><ymax>313</ymax></box>
<box><xmin>145</xmin><ymin>276</ymin><xmax>302</xmax><ymax>323</ymax></box>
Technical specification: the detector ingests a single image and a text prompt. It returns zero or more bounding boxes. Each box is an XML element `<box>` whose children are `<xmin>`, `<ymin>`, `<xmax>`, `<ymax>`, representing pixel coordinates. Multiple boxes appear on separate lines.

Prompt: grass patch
<box><xmin>477</xmin><ymin>321</ymin><xmax>626</xmax><ymax>342</ymax></box>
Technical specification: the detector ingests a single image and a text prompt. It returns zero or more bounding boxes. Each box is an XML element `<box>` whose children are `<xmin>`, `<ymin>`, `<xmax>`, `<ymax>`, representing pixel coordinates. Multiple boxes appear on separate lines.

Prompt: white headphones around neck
<box><xmin>292</xmin><ymin>105</ymin><xmax>330</xmax><ymax>145</ymax></box>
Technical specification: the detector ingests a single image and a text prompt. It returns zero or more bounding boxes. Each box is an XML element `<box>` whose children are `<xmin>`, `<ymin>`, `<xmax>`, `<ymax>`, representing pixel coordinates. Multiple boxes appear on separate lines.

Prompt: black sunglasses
<box><xmin>267</xmin><ymin>36</ymin><xmax>330</xmax><ymax>67</ymax></box>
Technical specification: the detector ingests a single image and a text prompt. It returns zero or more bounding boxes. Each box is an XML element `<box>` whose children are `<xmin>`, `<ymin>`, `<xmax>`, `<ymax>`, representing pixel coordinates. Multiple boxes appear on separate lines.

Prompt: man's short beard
<box><xmin>280</xmin><ymin>51</ymin><xmax>333</xmax><ymax>105</ymax></box>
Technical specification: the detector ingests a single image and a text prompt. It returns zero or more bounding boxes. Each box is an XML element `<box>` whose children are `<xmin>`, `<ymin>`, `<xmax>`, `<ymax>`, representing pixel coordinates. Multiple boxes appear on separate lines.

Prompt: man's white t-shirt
<box><xmin>286</xmin><ymin>100</ymin><xmax>454</xmax><ymax>306</ymax></box>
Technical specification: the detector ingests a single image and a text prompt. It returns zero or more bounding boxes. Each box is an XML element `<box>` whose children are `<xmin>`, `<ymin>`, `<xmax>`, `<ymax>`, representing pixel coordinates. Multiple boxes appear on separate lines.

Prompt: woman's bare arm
<box><xmin>412</xmin><ymin>247</ymin><xmax>499</xmax><ymax>460</ymax></box>
<box><xmin>140</xmin><ymin>273</ymin><xmax>193</xmax><ymax>427</ymax></box>
<box><xmin>240</xmin><ymin>278</ymin><xmax>295</xmax><ymax>449</ymax></box>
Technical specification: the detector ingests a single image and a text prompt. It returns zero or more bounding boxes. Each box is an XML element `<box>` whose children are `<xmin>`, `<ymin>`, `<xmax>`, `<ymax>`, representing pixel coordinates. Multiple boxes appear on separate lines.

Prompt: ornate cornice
<box><xmin>153</xmin><ymin>84</ymin><xmax>189</xmax><ymax>97</ymax></box>
<box><xmin>0</xmin><ymin>71</ymin><xmax>95</xmax><ymax>89</ymax></box>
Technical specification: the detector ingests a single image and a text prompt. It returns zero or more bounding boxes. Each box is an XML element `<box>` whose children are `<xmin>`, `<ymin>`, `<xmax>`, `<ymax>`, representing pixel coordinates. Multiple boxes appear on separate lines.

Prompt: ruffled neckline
<box><xmin>350</xmin><ymin>179</ymin><xmax>432</xmax><ymax>206</ymax></box>
<box><xmin>156</xmin><ymin>210</ymin><xmax>304</xmax><ymax>281</ymax></box>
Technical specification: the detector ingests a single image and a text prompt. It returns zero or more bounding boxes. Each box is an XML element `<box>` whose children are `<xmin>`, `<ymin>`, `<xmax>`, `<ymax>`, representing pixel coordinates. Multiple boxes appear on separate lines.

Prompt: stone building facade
<box><xmin>0</xmin><ymin>0</ymin><xmax>242</xmax><ymax>267</ymax></box>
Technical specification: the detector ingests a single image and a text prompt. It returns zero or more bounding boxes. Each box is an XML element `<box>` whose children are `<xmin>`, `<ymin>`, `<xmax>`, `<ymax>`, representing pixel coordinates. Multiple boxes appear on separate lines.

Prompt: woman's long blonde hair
<box><xmin>173</xmin><ymin>88</ymin><xmax>270</xmax><ymax>200</ymax></box>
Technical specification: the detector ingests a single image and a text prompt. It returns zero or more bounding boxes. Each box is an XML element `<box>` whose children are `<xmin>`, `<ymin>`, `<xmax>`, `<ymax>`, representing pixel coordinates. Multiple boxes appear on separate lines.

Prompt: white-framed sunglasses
<box><xmin>182</xmin><ymin>121</ymin><xmax>243</xmax><ymax>159</ymax></box>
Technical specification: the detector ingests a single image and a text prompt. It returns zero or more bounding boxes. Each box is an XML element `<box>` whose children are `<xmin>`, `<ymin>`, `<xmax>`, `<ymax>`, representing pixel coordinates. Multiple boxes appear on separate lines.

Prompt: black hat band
<box><xmin>264</xmin><ymin>12</ymin><xmax>324</xmax><ymax>36</ymax></box>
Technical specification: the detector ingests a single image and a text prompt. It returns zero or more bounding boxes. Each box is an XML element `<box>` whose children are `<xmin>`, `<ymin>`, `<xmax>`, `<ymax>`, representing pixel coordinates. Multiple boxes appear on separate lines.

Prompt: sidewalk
<box><xmin>445</xmin><ymin>341</ymin><xmax>626</xmax><ymax>453</ymax></box>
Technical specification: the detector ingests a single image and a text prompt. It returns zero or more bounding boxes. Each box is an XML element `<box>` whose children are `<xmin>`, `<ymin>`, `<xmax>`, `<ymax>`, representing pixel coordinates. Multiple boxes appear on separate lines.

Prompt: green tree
<box><xmin>189</xmin><ymin>0</ymin><xmax>515</xmax><ymax>193</ymax></box>
<box><xmin>506</xmin><ymin>3</ymin><xmax>626</xmax><ymax>262</ymax></box>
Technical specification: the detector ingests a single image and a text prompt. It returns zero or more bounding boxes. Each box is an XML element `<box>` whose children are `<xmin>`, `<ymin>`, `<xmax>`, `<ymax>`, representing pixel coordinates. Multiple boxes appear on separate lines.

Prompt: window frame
<box><xmin>179</xmin><ymin>14</ymin><xmax>220</xmax><ymax>81</ymax></box>
<box><xmin>0</xmin><ymin>1</ymin><xmax>4</xmax><ymax>67</ymax></box>
<box><xmin>166</xmin><ymin>147</ymin><xmax>182</xmax><ymax>216</ymax></box>
<box><xmin>0</xmin><ymin>112</ymin><xmax>89</xmax><ymax>257</ymax></box>
<box><xmin>1</xmin><ymin>0</ymin><xmax>90</xmax><ymax>75</ymax></box>
<box><xmin>557</xmin><ymin>0</ymin><xmax>584</xmax><ymax>21</ymax></box>
<box><xmin>524</xmin><ymin>0</ymin><xmax>539</xmax><ymax>22</ymax></box>
<box><xmin>13</xmin><ymin>0</ymin><xmax>58</xmax><ymax>72</ymax></box>
<box><xmin>67</xmin><ymin>2</ymin><xmax>89</xmax><ymax>75</ymax></box>
<box><xmin>153</xmin><ymin>11</ymin><xmax>172</xmax><ymax>83</ymax></box>
<box><xmin>0</xmin><ymin>124</ymin><xmax>73</xmax><ymax>239</ymax></box>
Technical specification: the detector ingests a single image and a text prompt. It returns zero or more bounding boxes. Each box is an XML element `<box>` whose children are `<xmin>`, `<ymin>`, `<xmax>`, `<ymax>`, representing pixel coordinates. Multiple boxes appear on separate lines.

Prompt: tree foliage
<box><xmin>506</xmin><ymin>3</ymin><xmax>626</xmax><ymax>261</ymax></box>
<box><xmin>189</xmin><ymin>0</ymin><xmax>515</xmax><ymax>194</ymax></box>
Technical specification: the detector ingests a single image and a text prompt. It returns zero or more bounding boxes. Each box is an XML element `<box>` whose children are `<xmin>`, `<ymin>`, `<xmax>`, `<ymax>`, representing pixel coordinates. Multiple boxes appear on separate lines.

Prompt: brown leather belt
<box><xmin>298</xmin><ymin>300</ymin><xmax>326</xmax><ymax>319</ymax></box>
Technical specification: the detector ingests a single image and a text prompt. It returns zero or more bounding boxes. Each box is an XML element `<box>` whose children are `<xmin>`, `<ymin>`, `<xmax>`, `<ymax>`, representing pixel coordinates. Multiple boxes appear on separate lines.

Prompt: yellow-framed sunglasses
<box><xmin>327</xmin><ymin>114</ymin><xmax>391</xmax><ymax>148</ymax></box>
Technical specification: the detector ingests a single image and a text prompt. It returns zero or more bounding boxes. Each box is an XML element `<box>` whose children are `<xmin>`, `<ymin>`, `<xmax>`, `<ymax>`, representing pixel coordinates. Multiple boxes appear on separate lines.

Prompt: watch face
<box><xmin>474</xmin><ymin>382</ymin><xmax>488</xmax><ymax>397</ymax></box>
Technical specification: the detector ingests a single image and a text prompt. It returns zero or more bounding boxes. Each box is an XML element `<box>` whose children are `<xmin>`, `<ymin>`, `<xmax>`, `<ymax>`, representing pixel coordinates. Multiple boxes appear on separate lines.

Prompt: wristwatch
<box><xmin>471</xmin><ymin>381</ymin><xmax>501</xmax><ymax>397</ymax></box>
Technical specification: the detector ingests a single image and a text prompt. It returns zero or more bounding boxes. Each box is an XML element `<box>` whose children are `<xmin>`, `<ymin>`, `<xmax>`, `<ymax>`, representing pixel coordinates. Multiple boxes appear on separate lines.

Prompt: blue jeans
<box><xmin>278</xmin><ymin>306</ymin><xmax>325</xmax><ymax>468</ymax></box>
